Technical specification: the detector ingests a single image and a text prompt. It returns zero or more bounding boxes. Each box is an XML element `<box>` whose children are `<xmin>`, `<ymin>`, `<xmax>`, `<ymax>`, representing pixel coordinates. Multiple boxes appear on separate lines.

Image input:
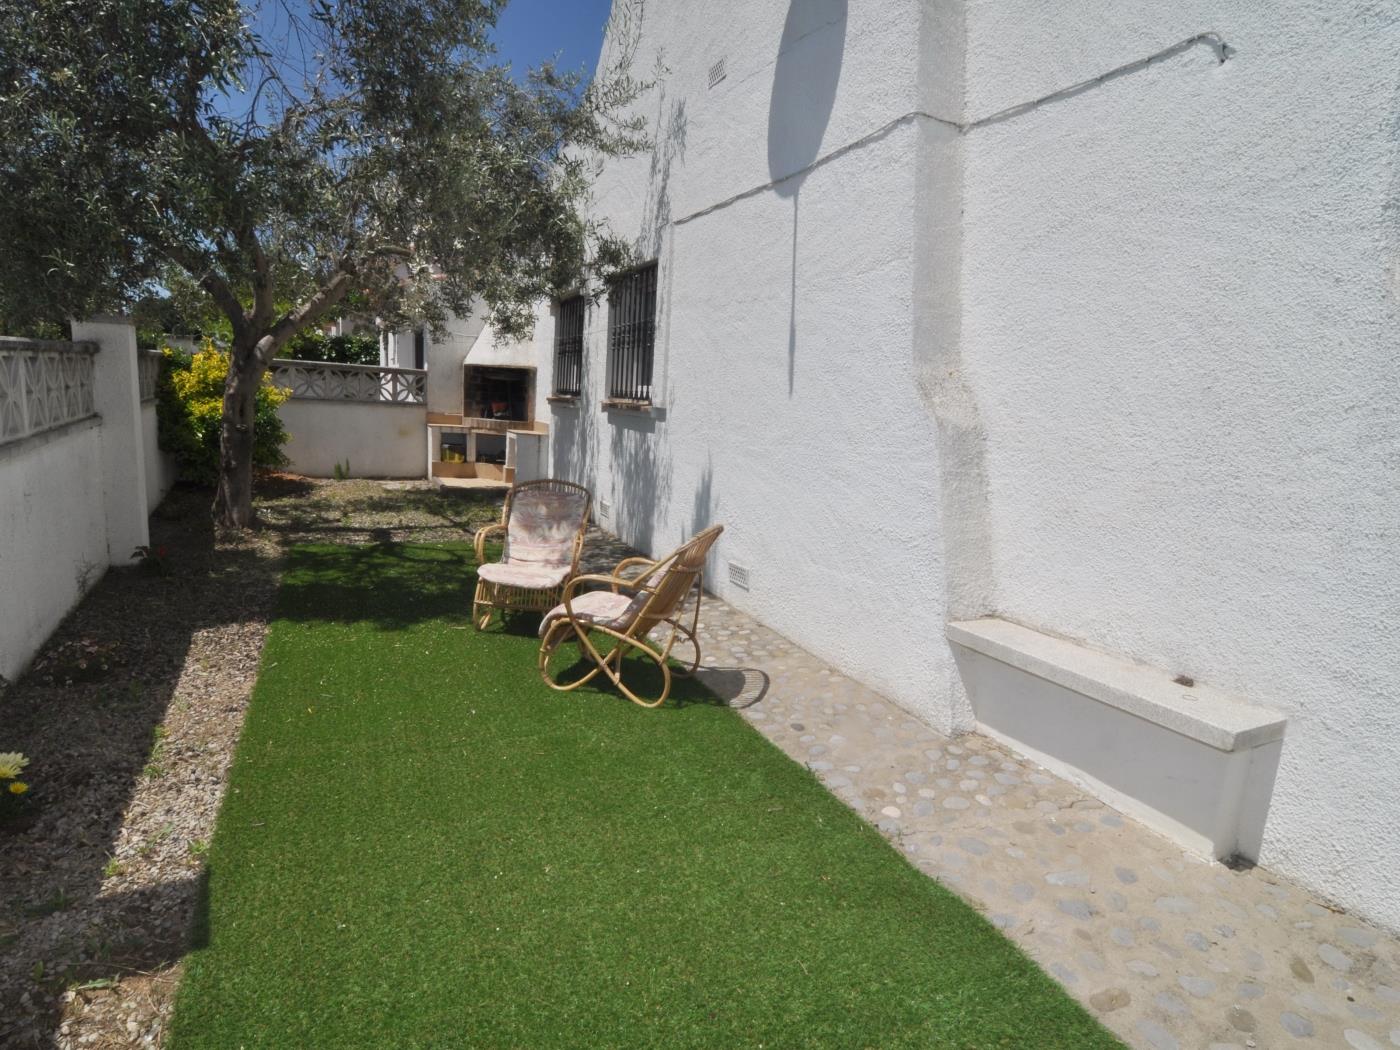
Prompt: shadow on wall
<box><xmin>691</xmin><ymin>455</ymin><xmax>716</xmax><ymax>537</ymax></box>
<box><xmin>608</xmin><ymin>408</ymin><xmax>670</xmax><ymax>555</ymax></box>
<box><xmin>766</xmin><ymin>0</ymin><xmax>847</xmax><ymax>395</ymax></box>
<box><xmin>641</xmin><ymin>93</ymin><xmax>688</xmax><ymax>258</ymax></box>
<box><xmin>549</xmin><ymin>303</ymin><xmax>596</xmax><ymax>491</ymax></box>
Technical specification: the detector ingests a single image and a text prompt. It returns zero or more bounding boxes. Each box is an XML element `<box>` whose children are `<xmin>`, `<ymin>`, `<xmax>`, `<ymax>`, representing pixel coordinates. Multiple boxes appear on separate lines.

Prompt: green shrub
<box><xmin>280</xmin><ymin>330</ymin><xmax>380</xmax><ymax>365</ymax></box>
<box><xmin>156</xmin><ymin>344</ymin><xmax>292</xmax><ymax>485</ymax></box>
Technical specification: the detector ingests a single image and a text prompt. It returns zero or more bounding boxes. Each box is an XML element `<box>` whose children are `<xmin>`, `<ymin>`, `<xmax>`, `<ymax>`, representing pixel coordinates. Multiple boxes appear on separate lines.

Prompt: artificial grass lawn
<box><xmin>169</xmin><ymin>542</ymin><xmax>1120</xmax><ymax>1049</ymax></box>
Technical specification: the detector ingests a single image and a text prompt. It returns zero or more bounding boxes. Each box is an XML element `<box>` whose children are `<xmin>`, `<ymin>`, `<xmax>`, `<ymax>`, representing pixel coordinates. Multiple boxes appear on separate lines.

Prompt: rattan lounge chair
<box><xmin>472</xmin><ymin>479</ymin><xmax>592</xmax><ymax>630</ymax></box>
<box><xmin>537</xmin><ymin>524</ymin><xmax>724</xmax><ymax>708</ymax></box>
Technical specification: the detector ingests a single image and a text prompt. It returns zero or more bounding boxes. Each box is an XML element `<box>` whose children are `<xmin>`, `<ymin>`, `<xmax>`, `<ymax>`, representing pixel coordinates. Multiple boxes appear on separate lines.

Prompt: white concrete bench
<box><xmin>946</xmin><ymin>618</ymin><xmax>1287</xmax><ymax>862</ymax></box>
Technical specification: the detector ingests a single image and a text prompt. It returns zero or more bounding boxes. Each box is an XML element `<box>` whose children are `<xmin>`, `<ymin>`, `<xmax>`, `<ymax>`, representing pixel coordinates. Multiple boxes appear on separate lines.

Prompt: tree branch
<box><xmin>257</xmin><ymin>271</ymin><xmax>355</xmax><ymax>364</ymax></box>
<box><xmin>162</xmin><ymin>242</ymin><xmax>251</xmax><ymax>345</ymax></box>
<box><xmin>239</xmin><ymin>223</ymin><xmax>275</xmax><ymax>332</ymax></box>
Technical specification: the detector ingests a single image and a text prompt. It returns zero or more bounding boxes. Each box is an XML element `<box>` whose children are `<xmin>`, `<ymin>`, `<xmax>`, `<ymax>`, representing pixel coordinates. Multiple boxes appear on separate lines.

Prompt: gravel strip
<box><xmin>0</xmin><ymin>477</ymin><xmax>501</xmax><ymax>1049</ymax></box>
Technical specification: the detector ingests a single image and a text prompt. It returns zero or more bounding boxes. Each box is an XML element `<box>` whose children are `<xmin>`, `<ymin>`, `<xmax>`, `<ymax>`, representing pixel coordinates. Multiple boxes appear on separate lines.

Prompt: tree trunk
<box><xmin>212</xmin><ymin>342</ymin><xmax>264</xmax><ymax>528</ymax></box>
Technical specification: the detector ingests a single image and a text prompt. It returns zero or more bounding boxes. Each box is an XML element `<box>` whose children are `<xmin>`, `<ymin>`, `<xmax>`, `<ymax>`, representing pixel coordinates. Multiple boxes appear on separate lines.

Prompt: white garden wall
<box><xmin>534</xmin><ymin>0</ymin><xmax>1400</xmax><ymax>931</ymax></box>
<box><xmin>0</xmin><ymin>321</ymin><xmax>158</xmax><ymax>684</ymax></box>
<box><xmin>141</xmin><ymin>402</ymin><xmax>177</xmax><ymax>513</ymax></box>
<box><xmin>278</xmin><ymin>399</ymin><xmax>427</xmax><ymax>479</ymax></box>
<box><xmin>0</xmin><ymin>420</ymin><xmax>108</xmax><ymax>683</ymax></box>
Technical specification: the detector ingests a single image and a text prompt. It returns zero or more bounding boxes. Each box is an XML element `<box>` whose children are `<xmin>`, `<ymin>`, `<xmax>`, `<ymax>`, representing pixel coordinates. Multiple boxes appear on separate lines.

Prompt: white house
<box><xmin>503</xmin><ymin>0</ymin><xmax>1400</xmax><ymax>934</ymax></box>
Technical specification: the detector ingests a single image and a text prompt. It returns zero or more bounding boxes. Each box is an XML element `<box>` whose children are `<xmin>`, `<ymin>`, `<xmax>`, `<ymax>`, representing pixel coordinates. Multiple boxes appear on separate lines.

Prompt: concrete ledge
<box><xmin>946</xmin><ymin>618</ymin><xmax>1285</xmax><ymax>752</ymax></box>
<box><xmin>947</xmin><ymin>617</ymin><xmax>1287</xmax><ymax>861</ymax></box>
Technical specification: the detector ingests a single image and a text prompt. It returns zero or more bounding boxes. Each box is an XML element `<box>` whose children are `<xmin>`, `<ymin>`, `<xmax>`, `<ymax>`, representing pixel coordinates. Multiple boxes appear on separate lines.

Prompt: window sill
<box><xmin>601</xmin><ymin>398</ymin><xmax>653</xmax><ymax>414</ymax></box>
<box><xmin>546</xmin><ymin>394</ymin><xmax>580</xmax><ymax>407</ymax></box>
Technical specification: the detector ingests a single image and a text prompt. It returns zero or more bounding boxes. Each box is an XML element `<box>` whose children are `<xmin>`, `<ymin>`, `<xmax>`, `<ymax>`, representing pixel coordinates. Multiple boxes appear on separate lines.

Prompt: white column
<box><xmin>72</xmin><ymin>316</ymin><xmax>148</xmax><ymax>564</ymax></box>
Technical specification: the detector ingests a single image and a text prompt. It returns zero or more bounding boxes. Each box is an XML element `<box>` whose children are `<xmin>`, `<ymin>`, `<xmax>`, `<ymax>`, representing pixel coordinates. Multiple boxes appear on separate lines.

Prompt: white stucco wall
<box><xmin>423</xmin><ymin>314</ymin><xmax>489</xmax><ymax>416</ymax></box>
<box><xmin>535</xmin><ymin>0</ymin><xmax>1400</xmax><ymax>930</ymax></box>
<box><xmin>536</xmin><ymin>0</ymin><xmax>959</xmax><ymax>722</ymax></box>
<box><xmin>955</xmin><ymin>3</ymin><xmax>1400</xmax><ymax>930</ymax></box>
<box><xmin>1</xmin><ymin>322</ymin><xmax>154</xmax><ymax>684</ymax></box>
<box><xmin>0</xmin><ymin>421</ymin><xmax>109</xmax><ymax>684</ymax></box>
<box><xmin>278</xmin><ymin>400</ymin><xmax>427</xmax><ymax>478</ymax></box>
<box><xmin>141</xmin><ymin>403</ymin><xmax>177</xmax><ymax>512</ymax></box>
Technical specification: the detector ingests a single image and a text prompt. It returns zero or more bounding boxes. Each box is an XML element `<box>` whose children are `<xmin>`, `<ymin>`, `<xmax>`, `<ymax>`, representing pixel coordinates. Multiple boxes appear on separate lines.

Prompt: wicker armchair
<box><xmin>537</xmin><ymin>524</ymin><xmax>724</xmax><ymax>708</ymax></box>
<box><xmin>472</xmin><ymin>479</ymin><xmax>592</xmax><ymax>630</ymax></box>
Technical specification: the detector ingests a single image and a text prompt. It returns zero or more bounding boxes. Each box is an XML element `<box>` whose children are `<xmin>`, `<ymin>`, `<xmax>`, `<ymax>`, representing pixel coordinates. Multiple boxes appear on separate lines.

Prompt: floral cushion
<box><xmin>478</xmin><ymin>562</ymin><xmax>571</xmax><ymax>590</ymax></box>
<box><xmin>504</xmin><ymin>488</ymin><xmax>587</xmax><ymax>567</ymax></box>
<box><xmin>539</xmin><ymin>589</ymin><xmax>650</xmax><ymax>637</ymax></box>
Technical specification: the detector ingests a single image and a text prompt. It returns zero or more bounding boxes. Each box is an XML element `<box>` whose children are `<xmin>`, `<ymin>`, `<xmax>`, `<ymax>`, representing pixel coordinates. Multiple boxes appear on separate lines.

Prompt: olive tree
<box><xmin>0</xmin><ymin>0</ymin><xmax>645</xmax><ymax>525</ymax></box>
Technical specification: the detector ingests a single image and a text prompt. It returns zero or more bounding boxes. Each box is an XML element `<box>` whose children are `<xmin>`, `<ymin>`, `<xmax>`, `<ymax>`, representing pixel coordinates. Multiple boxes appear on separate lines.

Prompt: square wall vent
<box><xmin>598</xmin><ymin>498</ymin><xmax>611</xmax><ymax>518</ymax></box>
<box><xmin>728</xmin><ymin>562</ymin><xmax>750</xmax><ymax>590</ymax></box>
<box><xmin>708</xmin><ymin>58</ymin><xmax>727</xmax><ymax>89</ymax></box>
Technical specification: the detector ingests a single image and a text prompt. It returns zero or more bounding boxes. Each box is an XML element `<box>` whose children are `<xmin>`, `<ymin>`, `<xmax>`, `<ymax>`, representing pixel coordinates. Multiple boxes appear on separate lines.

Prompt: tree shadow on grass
<box><xmin>273</xmin><ymin>543</ymin><xmax>480</xmax><ymax>632</ymax></box>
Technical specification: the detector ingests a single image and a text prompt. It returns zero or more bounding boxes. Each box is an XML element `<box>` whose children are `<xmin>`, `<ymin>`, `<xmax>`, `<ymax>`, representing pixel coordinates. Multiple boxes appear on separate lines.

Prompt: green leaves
<box><xmin>0</xmin><ymin>0</ymin><xmax>646</xmax><ymax>339</ymax></box>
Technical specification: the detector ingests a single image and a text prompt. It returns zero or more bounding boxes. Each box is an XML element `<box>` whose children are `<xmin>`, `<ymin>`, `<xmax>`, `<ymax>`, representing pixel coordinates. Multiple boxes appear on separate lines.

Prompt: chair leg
<box><xmin>660</xmin><ymin>576</ymin><xmax>705</xmax><ymax>676</ymax></box>
<box><xmin>539</xmin><ymin>620</ymin><xmax>613</xmax><ymax>693</ymax></box>
<box><xmin>661</xmin><ymin>620</ymin><xmax>702</xmax><ymax>676</ymax></box>
<box><xmin>472</xmin><ymin>579</ymin><xmax>494</xmax><ymax>631</ymax></box>
<box><xmin>582</xmin><ymin>626</ymin><xmax>674</xmax><ymax>709</ymax></box>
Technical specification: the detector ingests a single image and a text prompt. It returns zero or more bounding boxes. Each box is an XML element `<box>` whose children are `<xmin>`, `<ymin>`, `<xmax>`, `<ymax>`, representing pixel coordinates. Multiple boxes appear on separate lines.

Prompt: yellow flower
<box><xmin>0</xmin><ymin>753</ymin><xmax>29</xmax><ymax>779</ymax></box>
<box><xmin>9</xmin><ymin>782</ymin><xmax>28</xmax><ymax>795</ymax></box>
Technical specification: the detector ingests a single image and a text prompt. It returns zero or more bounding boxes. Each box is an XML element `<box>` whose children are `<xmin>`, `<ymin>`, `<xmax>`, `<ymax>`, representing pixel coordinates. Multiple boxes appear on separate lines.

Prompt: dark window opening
<box><xmin>413</xmin><ymin>328</ymin><xmax>426</xmax><ymax>370</ymax></box>
<box><xmin>606</xmin><ymin>262</ymin><xmax>657</xmax><ymax>402</ymax></box>
<box><xmin>553</xmin><ymin>295</ymin><xmax>585</xmax><ymax>396</ymax></box>
<box><xmin>464</xmin><ymin>365</ymin><xmax>533</xmax><ymax>423</ymax></box>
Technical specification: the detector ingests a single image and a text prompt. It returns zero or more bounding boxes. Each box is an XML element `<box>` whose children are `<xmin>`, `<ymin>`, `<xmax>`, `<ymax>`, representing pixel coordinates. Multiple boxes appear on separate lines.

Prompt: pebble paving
<box><xmin>579</xmin><ymin>531</ymin><xmax>1400</xmax><ymax>1050</ymax></box>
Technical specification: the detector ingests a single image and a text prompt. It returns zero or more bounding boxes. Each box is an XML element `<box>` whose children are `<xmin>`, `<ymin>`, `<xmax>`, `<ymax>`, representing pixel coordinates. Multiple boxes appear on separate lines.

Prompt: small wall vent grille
<box><xmin>708</xmin><ymin>58</ymin><xmax>726</xmax><ymax>89</ymax></box>
<box><xmin>598</xmin><ymin>499</ymin><xmax>611</xmax><ymax>518</ymax></box>
<box><xmin>728</xmin><ymin>562</ymin><xmax>750</xmax><ymax>590</ymax></box>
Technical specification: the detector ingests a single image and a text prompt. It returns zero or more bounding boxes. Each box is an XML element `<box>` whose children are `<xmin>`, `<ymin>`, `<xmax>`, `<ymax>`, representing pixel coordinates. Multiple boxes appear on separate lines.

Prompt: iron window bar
<box><xmin>553</xmin><ymin>295</ymin><xmax>585</xmax><ymax>397</ymax></box>
<box><xmin>606</xmin><ymin>261</ymin><xmax>657</xmax><ymax>403</ymax></box>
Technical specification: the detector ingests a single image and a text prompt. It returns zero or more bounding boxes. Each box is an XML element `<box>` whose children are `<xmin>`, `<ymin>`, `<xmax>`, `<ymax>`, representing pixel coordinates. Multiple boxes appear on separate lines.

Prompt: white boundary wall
<box><xmin>278</xmin><ymin>399</ymin><xmax>427</xmax><ymax>479</ymax></box>
<box><xmin>531</xmin><ymin>1</ymin><xmax>1400</xmax><ymax>930</ymax></box>
<box><xmin>0</xmin><ymin>319</ymin><xmax>167</xmax><ymax>683</ymax></box>
<box><xmin>269</xmin><ymin>358</ymin><xmax>430</xmax><ymax>479</ymax></box>
<box><xmin>141</xmin><ymin>402</ymin><xmax>178</xmax><ymax>513</ymax></box>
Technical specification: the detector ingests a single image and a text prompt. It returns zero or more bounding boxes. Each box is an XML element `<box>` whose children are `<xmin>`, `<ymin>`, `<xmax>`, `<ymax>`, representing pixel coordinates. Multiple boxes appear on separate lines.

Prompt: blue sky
<box><xmin>237</xmin><ymin>0</ymin><xmax>614</xmax><ymax>116</ymax></box>
<box><xmin>491</xmin><ymin>0</ymin><xmax>614</xmax><ymax>80</ymax></box>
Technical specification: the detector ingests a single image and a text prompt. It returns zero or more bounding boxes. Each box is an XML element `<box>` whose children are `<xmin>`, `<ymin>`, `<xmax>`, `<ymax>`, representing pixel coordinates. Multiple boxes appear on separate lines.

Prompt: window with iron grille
<box><xmin>606</xmin><ymin>262</ymin><xmax>657</xmax><ymax>402</ymax></box>
<box><xmin>553</xmin><ymin>295</ymin><xmax>585</xmax><ymax>397</ymax></box>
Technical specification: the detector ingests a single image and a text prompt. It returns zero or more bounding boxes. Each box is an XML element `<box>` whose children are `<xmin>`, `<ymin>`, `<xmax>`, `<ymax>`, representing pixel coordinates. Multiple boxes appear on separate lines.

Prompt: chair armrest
<box><xmin>563</xmin><ymin>573</ymin><xmax>639</xmax><ymax>600</ymax></box>
<box><xmin>473</xmin><ymin>522</ymin><xmax>507</xmax><ymax>562</ymax></box>
<box><xmin>612</xmin><ymin>556</ymin><xmax>658</xmax><ymax>585</ymax></box>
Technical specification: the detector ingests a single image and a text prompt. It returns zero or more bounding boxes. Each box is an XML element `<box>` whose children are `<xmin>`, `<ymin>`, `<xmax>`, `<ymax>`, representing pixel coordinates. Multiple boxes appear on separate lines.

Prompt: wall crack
<box><xmin>672</xmin><ymin>32</ymin><xmax>1230</xmax><ymax>230</ymax></box>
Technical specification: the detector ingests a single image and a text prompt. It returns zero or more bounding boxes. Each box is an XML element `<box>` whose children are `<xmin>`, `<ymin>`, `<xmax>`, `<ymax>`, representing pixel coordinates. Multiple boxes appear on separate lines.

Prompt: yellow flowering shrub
<box><xmin>157</xmin><ymin>343</ymin><xmax>292</xmax><ymax>484</ymax></box>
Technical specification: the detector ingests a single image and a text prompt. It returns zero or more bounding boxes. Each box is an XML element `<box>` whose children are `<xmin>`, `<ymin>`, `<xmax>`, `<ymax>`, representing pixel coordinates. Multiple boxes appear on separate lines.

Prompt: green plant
<box><xmin>0</xmin><ymin>0</ymin><xmax>650</xmax><ymax>527</ymax></box>
<box><xmin>25</xmin><ymin>888</ymin><xmax>69</xmax><ymax>917</ymax></box>
<box><xmin>281</xmin><ymin>331</ymin><xmax>380</xmax><ymax>365</ymax></box>
<box><xmin>157</xmin><ymin>345</ymin><xmax>291</xmax><ymax>486</ymax></box>
<box><xmin>132</xmin><ymin>544</ymin><xmax>172</xmax><ymax>575</ymax></box>
<box><xmin>143</xmin><ymin>726</ymin><xmax>170</xmax><ymax>779</ymax></box>
<box><xmin>0</xmin><ymin>751</ymin><xmax>31</xmax><ymax>824</ymax></box>
<box><xmin>332</xmin><ymin>459</ymin><xmax>351</xmax><ymax>481</ymax></box>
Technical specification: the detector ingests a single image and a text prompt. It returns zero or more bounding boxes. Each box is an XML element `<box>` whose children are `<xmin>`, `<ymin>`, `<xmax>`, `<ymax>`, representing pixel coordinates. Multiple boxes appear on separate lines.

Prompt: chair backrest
<box><xmin>627</xmin><ymin>525</ymin><xmax>724</xmax><ymax>635</ymax></box>
<box><xmin>503</xmin><ymin>479</ymin><xmax>592</xmax><ymax>569</ymax></box>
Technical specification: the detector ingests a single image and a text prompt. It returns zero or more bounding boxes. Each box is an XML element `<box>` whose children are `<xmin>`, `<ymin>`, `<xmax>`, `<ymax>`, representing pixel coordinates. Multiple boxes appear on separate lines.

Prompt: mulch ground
<box><xmin>0</xmin><ymin>477</ymin><xmax>500</xmax><ymax>1049</ymax></box>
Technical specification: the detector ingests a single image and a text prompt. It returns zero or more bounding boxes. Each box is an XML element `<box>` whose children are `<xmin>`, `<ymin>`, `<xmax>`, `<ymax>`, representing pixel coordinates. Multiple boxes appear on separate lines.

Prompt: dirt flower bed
<box><xmin>0</xmin><ymin>477</ymin><xmax>501</xmax><ymax>1049</ymax></box>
